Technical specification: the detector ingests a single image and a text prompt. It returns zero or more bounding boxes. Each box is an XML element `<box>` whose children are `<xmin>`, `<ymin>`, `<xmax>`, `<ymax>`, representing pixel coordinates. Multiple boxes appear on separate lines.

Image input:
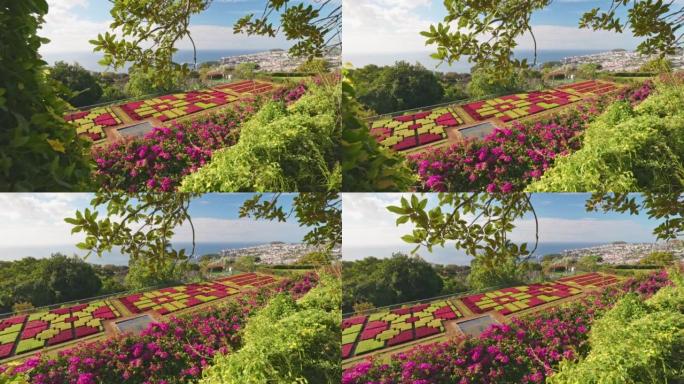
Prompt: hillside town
<box><xmin>558</xmin><ymin>241</ymin><xmax>684</xmax><ymax>264</ymax></box>
<box><xmin>215</xmin><ymin>242</ymin><xmax>334</xmax><ymax>265</ymax></box>
<box><xmin>561</xmin><ymin>49</ymin><xmax>684</xmax><ymax>72</ymax></box>
<box><xmin>219</xmin><ymin>48</ymin><xmax>342</xmax><ymax>72</ymax></box>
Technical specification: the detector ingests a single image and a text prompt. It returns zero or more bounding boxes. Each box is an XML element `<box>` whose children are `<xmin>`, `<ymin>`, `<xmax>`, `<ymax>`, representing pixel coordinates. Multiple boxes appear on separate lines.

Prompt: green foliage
<box><xmin>640</xmin><ymin>57</ymin><xmax>673</xmax><ymax>73</ymax></box>
<box><xmin>425</xmin><ymin>0</ymin><xmax>683</xmax><ymax>79</ymax></box>
<box><xmin>342</xmin><ymin>254</ymin><xmax>444</xmax><ymax>312</ymax></box>
<box><xmin>124</xmin><ymin>67</ymin><xmax>184</xmax><ymax>98</ymax></box>
<box><xmin>0</xmin><ymin>372</ymin><xmax>29</xmax><ymax>384</ymax></box>
<box><xmin>640</xmin><ymin>251</ymin><xmax>676</xmax><ymax>266</ymax></box>
<box><xmin>0</xmin><ymin>254</ymin><xmax>102</xmax><ymax>312</ymax></box>
<box><xmin>67</xmin><ymin>193</ymin><xmax>195</xmax><ymax>274</ymax></box>
<box><xmin>467</xmin><ymin>256</ymin><xmax>523</xmax><ymax>290</ymax></box>
<box><xmin>234</xmin><ymin>0</ymin><xmax>341</xmax><ymax>58</ymax></box>
<box><xmin>577</xmin><ymin>63</ymin><xmax>601</xmax><ymax>80</ymax></box>
<box><xmin>549</xmin><ymin>282</ymin><xmax>684</xmax><ymax>384</ymax></box>
<box><xmin>233</xmin><ymin>255</ymin><xmax>259</xmax><ymax>273</ymax></box>
<box><xmin>234</xmin><ymin>63</ymin><xmax>258</xmax><ymax>80</ymax></box>
<box><xmin>347</xmin><ymin>62</ymin><xmax>444</xmax><ymax>114</ymax></box>
<box><xmin>0</xmin><ymin>0</ymin><xmax>92</xmax><ymax>191</ymax></box>
<box><xmin>201</xmin><ymin>274</ymin><xmax>341</xmax><ymax>383</ymax></box>
<box><xmin>578</xmin><ymin>255</ymin><xmax>603</xmax><ymax>272</ymax></box>
<box><xmin>297</xmin><ymin>58</ymin><xmax>329</xmax><ymax>74</ymax></box>
<box><xmin>239</xmin><ymin>193</ymin><xmax>341</xmax><ymax>249</ymax></box>
<box><xmin>528</xmin><ymin>83</ymin><xmax>684</xmax><ymax>192</ymax></box>
<box><xmin>91</xmin><ymin>0</ymin><xmax>210</xmax><ymax>86</ymax></box>
<box><xmin>341</xmin><ymin>69</ymin><xmax>415</xmax><ymax>191</ymax></box>
<box><xmin>466</xmin><ymin>67</ymin><xmax>525</xmax><ymax>98</ymax></box>
<box><xmin>124</xmin><ymin>258</ymin><xmax>184</xmax><ymax>290</ymax></box>
<box><xmin>49</xmin><ymin>61</ymin><xmax>103</xmax><ymax>107</ymax></box>
<box><xmin>179</xmin><ymin>83</ymin><xmax>341</xmax><ymax>192</ymax></box>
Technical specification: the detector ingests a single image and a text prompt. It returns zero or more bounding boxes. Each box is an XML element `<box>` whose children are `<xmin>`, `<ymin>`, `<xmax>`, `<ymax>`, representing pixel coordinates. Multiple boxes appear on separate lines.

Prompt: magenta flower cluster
<box><xmin>3</xmin><ymin>273</ymin><xmax>319</xmax><ymax>384</ymax></box>
<box><xmin>272</xmin><ymin>83</ymin><xmax>308</xmax><ymax>104</ymax></box>
<box><xmin>622</xmin><ymin>269</ymin><xmax>671</xmax><ymax>298</ymax></box>
<box><xmin>409</xmin><ymin>81</ymin><xmax>654</xmax><ymax>192</ymax></box>
<box><xmin>342</xmin><ymin>270</ymin><xmax>671</xmax><ymax>384</ymax></box>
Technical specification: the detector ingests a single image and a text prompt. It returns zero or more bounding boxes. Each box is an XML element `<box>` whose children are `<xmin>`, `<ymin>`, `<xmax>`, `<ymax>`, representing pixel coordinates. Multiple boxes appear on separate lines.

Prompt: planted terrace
<box><xmin>341</xmin><ymin>272</ymin><xmax>622</xmax><ymax>362</ymax></box>
<box><xmin>368</xmin><ymin>80</ymin><xmax>621</xmax><ymax>153</ymax></box>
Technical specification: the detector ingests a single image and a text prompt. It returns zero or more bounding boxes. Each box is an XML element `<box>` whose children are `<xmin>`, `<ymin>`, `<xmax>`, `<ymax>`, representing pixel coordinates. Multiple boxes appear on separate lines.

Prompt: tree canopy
<box><xmin>422</xmin><ymin>0</ymin><xmax>684</xmax><ymax>78</ymax></box>
<box><xmin>49</xmin><ymin>61</ymin><xmax>103</xmax><ymax>108</ymax></box>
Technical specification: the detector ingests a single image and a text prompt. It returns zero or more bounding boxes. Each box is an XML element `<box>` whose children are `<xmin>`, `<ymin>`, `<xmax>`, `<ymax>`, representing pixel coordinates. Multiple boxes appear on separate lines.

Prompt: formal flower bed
<box><xmin>0</xmin><ymin>302</ymin><xmax>120</xmax><ymax>360</ymax></box>
<box><xmin>92</xmin><ymin>80</ymin><xmax>310</xmax><ymax>192</ymax></box>
<box><xmin>117</xmin><ymin>273</ymin><xmax>277</xmax><ymax>316</ymax></box>
<box><xmin>369</xmin><ymin>107</ymin><xmax>464</xmax><ymax>152</ymax></box>
<box><xmin>342</xmin><ymin>270</ymin><xmax>673</xmax><ymax>384</ymax></box>
<box><xmin>119</xmin><ymin>89</ymin><xmax>240</xmax><ymax>123</ymax></box>
<box><xmin>461</xmin><ymin>90</ymin><xmax>580</xmax><ymax>122</ymax></box>
<box><xmin>409</xmin><ymin>80</ymin><xmax>654</xmax><ymax>192</ymax></box>
<box><xmin>556</xmin><ymin>80</ymin><xmax>620</xmax><ymax>96</ymax></box>
<box><xmin>214</xmin><ymin>80</ymin><xmax>275</xmax><ymax>95</ymax></box>
<box><xmin>1</xmin><ymin>273</ymin><xmax>318</xmax><ymax>384</ymax></box>
<box><xmin>64</xmin><ymin>107</ymin><xmax>122</xmax><ymax>142</ymax></box>
<box><xmin>342</xmin><ymin>300</ymin><xmax>463</xmax><ymax>360</ymax></box>
<box><xmin>557</xmin><ymin>272</ymin><xmax>620</xmax><ymax>288</ymax></box>
<box><xmin>459</xmin><ymin>282</ymin><xmax>584</xmax><ymax>316</ymax></box>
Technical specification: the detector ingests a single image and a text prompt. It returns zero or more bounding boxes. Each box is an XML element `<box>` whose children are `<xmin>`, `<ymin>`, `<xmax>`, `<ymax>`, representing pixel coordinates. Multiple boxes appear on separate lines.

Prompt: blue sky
<box><xmin>343</xmin><ymin>0</ymin><xmax>646</xmax><ymax>57</ymax></box>
<box><xmin>0</xmin><ymin>193</ymin><xmax>307</xmax><ymax>254</ymax></box>
<box><xmin>40</xmin><ymin>0</ymin><xmax>303</xmax><ymax>54</ymax></box>
<box><xmin>342</xmin><ymin>193</ymin><xmax>666</xmax><ymax>262</ymax></box>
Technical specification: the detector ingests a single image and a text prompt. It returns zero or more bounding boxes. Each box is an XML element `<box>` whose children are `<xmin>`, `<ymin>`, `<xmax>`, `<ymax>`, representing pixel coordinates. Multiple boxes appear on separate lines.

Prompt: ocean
<box><xmin>343</xmin><ymin>49</ymin><xmax>608</xmax><ymax>73</ymax></box>
<box><xmin>0</xmin><ymin>241</ymin><xmax>269</xmax><ymax>266</ymax></box>
<box><xmin>342</xmin><ymin>242</ymin><xmax>611</xmax><ymax>266</ymax></box>
<box><xmin>40</xmin><ymin>49</ymin><xmax>267</xmax><ymax>73</ymax></box>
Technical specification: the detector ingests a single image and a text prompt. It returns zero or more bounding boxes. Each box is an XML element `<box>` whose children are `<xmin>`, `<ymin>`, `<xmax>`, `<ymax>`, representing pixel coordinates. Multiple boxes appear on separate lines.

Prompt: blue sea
<box><xmin>40</xmin><ymin>49</ymin><xmax>267</xmax><ymax>73</ymax></box>
<box><xmin>0</xmin><ymin>241</ymin><xmax>269</xmax><ymax>266</ymax></box>
<box><xmin>343</xmin><ymin>49</ymin><xmax>608</xmax><ymax>73</ymax></box>
<box><xmin>342</xmin><ymin>242</ymin><xmax>612</xmax><ymax>266</ymax></box>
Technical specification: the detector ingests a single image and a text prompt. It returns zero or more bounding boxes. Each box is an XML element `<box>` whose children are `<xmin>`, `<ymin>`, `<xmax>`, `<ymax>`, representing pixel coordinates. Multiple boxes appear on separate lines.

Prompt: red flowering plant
<box><xmin>342</xmin><ymin>270</ymin><xmax>669</xmax><ymax>384</ymax></box>
<box><xmin>2</xmin><ymin>273</ymin><xmax>319</xmax><ymax>384</ymax></box>
<box><xmin>409</xmin><ymin>82</ymin><xmax>653</xmax><ymax>193</ymax></box>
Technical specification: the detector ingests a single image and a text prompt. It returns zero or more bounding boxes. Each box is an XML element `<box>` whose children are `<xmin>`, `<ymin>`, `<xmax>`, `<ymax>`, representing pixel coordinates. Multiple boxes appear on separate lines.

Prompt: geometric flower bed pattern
<box><xmin>557</xmin><ymin>272</ymin><xmax>620</xmax><ymax>288</ymax></box>
<box><xmin>342</xmin><ymin>300</ymin><xmax>462</xmax><ymax>359</ymax></box>
<box><xmin>119</xmin><ymin>89</ymin><xmax>240</xmax><ymax>122</ymax></box>
<box><xmin>0</xmin><ymin>301</ymin><xmax>120</xmax><ymax>360</ymax></box>
<box><xmin>461</xmin><ymin>90</ymin><xmax>581</xmax><ymax>123</ymax></box>
<box><xmin>117</xmin><ymin>272</ymin><xmax>277</xmax><ymax>316</ymax></box>
<box><xmin>459</xmin><ymin>281</ymin><xmax>583</xmax><ymax>316</ymax></box>
<box><xmin>557</xmin><ymin>80</ymin><xmax>620</xmax><ymax>96</ymax></box>
<box><xmin>214</xmin><ymin>80</ymin><xmax>275</xmax><ymax>95</ymax></box>
<box><xmin>64</xmin><ymin>107</ymin><xmax>122</xmax><ymax>142</ymax></box>
<box><xmin>369</xmin><ymin>107</ymin><xmax>464</xmax><ymax>151</ymax></box>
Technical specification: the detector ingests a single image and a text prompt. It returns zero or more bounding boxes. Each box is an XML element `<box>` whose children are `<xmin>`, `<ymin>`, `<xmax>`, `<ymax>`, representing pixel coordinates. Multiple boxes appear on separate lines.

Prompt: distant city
<box><xmin>556</xmin><ymin>240</ymin><xmax>684</xmax><ymax>264</ymax></box>
<box><xmin>211</xmin><ymin>241</ymin><xmax>341</xmax><ymax>265</ymax></box>
<box><xmin>560</xmin><ymin>49</ymin><xmax>684</xmax><ymax>71</ymax></box>
<box><xmin>217</xmin><ymin>48</ymin><xmax>341</xmax><ymax>72</ymax></box>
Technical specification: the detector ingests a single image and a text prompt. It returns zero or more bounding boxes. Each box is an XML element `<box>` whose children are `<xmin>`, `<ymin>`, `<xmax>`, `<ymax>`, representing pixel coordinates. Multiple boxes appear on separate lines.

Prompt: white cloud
<box><xmin>342</xmin><ymin>0</ymin><xmax>642</xmax><ymax>55</ymax></box>
<box><xmin>342</xmin><ymin>194</ymin><xmax>658</xmax><ymax>255</ymax></box>
<box><xmin>40</xmin><ymin>0</ymin><xmax>290</xmax><ymax>54</ymax></box>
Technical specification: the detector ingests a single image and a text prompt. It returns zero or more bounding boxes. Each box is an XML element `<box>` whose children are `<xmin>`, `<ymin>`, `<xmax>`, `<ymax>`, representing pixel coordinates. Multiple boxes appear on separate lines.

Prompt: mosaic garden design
<box><xmin>557</xmin><ymin>272</ymin><xmax>620</xmax><ymax>288</ymax></box>
<box><xmin>460</xmin><ymin>90</ymin><xmax>580</xmax><ymax>122</ymax></box>
<box><xmin>368</xmin><ymin>80</ymin><xmax>622</xmax><ymax>152</ymax></box>
<box><xmin>118</xmin><ymin>89</ymin><xmax>239</xmax><ymax>122</ymax></box>
<box><xmin>557</xmin><ymin>80</ymin><xmax>620</xmax><ymax>96</ymax></box>
<box><xmin>369</xmin><ymin>107</ymin><xmax>464</xmax><ymax>151</ymax></box>
<box><xmin>117</xmin><ymin>272</ymin><xmax>277</xmax><ymax>315</ymax></box>
<box><xmin>64</xmin><ymin>107</ymin><xmax>122</xmax><ymax>142</ymax></box>
<box><xmin>0</xmin><ymin>301</ymin><xmax>120</xmax><ymax>360</ymax></box>
<box><xmin>214</xmin><ymin>80</ymin><xmax>275</xmax><ymax>95</ymax></box>
<box><xmin>459</xmin><ymin>282</ymin><xmax>583</xmax><ymax>316</ymax></box>
<box><xmin>342</xmin><ymin>300</ymin><xmax>462</xmax><ymax>359</ymax></box>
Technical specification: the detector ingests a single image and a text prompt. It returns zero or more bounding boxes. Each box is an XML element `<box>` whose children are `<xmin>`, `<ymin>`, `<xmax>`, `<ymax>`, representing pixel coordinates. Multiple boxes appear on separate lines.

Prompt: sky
<box><xmin>342</xmin><ymin>193</ymin><xmax>666</xmax><ymax>264</ymax></box>
<box><xmin>0</xmin><ymin>193</ymin><xmax>309</xmax><ymax>262</ymax></box>
<box><xmin>343</xmin><ymin>0</ymin><xmax>649</xmax><ymax>60</ymax></box>
<box><xmin>40</xmin><ymin>0</ymin><xmax>295</xmax><ymax>54</ymax></box>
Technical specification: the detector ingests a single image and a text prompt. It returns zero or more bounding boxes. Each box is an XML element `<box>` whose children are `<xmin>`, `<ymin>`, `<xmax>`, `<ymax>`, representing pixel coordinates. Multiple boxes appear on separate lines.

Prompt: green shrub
<box><xmin>180</xmin><ymin>84</ymin><xmax>340</xmax><ymax>192</ymax></box>
<box><xmin>549</xmin><ymin>277</ymin><xmax>684</xmax><ymax>384</ymax></box>
<box><xmin>528</xmin><ymin>83</ymin><xmax>684</xmax><ymax>192</ymax></box>
<box><xmin>200</xmin><ymin>274</ymin><xmax>341</xmax><ymax>384</ymax></box>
